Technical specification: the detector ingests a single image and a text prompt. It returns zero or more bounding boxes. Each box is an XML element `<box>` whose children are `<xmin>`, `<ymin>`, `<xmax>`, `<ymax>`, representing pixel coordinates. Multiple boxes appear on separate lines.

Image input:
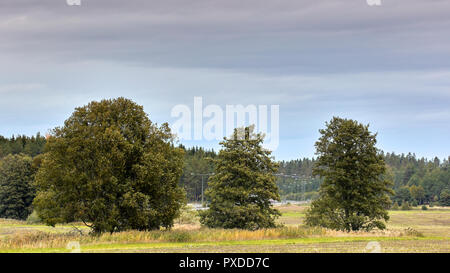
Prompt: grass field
<box><xmin>0</xmin><ymin>205</ymin><xmax>448</xmax><ymax>253</ymax></box>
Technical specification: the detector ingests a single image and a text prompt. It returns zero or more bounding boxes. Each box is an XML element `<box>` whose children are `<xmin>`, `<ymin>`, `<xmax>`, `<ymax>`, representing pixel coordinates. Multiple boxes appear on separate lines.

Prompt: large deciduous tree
<box><xmin>199</xmin><ymin>126</ymin><xmax>281</xmax><ymax>230</ymax></box>
<box><xmin>0</xmin><ymin>154</ymin><xmax>35</xmax><ymax>220</ymax></box>
<box><xmin>305</xmin><ymin>117</ymin><xmax>393</xmax><ymax>231</ymax></box>
<box><xmin>33</xmin><ymin>98</ymin><xmax>185</xmax><ymax>233</ymax></box>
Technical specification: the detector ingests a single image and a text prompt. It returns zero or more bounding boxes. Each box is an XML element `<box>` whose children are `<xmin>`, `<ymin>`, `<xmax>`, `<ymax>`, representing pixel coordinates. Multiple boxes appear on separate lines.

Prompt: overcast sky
<box><xmin>1</xmin><ymin>0</ymin><xmax>449</xmax><ymax>160</ymax></box>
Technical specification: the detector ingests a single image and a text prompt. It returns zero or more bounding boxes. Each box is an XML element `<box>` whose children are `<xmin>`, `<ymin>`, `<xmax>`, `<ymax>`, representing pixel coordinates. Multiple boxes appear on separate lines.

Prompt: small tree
<box><xmin>199</xmin><ymin>126</ymin><xmax>281</xmax><ymax>230</ymax></box>
<box><xmin>0</xmin><ymin>154</ymin><xmax>35</xmax><ymax>220</ymax></box>
<box><xmin>305</xmin><ymin>117</ymin><xmax>393</xmax><ymax>231</ymax></box>
<box><xmin>391</xmin><ymin>202</ymin><xmax>399</xmax><ymax>210</ymax></box>
<box><xmin>401</xmin><ymin>201</ymin><xmax>411</xmax><ymax>210</ymax></box>
<box><xmin>34</xmin><ymin>98</ymin><xmax>185</xmax><ymax>233</ymax></box>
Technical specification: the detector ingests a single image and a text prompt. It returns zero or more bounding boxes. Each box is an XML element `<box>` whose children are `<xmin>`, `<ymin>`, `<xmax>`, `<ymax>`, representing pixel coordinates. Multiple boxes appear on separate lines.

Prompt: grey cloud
<box><xmin>1</xmin><ymin>0</ymin><xmax>450</xmax><ymax>74</ymax></box>
<box><xmin>0</xmin><ymin>0</ymin><xmax>449</xmax><ymax>159</ymax></box>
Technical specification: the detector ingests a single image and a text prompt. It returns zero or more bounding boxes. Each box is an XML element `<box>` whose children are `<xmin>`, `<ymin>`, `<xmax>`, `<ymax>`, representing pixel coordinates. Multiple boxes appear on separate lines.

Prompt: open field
<box><xmin>0</xmin><ymin>205</ymin><xmax>448</xmax><ymax>253</ymax></box>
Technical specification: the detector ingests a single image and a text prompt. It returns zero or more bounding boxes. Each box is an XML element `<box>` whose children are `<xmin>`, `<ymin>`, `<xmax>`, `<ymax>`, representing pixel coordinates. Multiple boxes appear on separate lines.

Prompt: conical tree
<box><xmin>305</xmin><ymin>117</ymin><xmax>393</xmax><ymax>231</ymax></box>
<box><xmin>199</xmin><ymin>126</ymin><xmax>281</xmax><ymax>230</ymax></box>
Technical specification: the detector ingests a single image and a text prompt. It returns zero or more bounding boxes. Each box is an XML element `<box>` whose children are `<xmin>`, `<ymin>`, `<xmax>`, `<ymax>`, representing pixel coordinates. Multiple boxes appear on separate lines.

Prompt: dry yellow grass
<box><xmin>0</xmin><ymin>206</ymin><xmax>448</xmax><ymax>252</ymax></box>
<box><xmin>0</xmin><ymin>226</ymin><xmax>326</xmax><ymax>250</ymax></box>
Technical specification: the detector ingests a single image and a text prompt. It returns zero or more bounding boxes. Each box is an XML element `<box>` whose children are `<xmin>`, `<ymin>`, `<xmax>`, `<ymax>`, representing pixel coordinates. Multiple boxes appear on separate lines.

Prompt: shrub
<box><xmin>176</xmin><ymin>205</ymin><xmax>199</xmax><ymax>225</ymax></box>
<box><xmin>404</xmin><ymin>227</ymin><xmax>424</xmax><ymax>237</ymax></box>
<box><xmin>401</xmin><ymin>201</ymin><xmax>411</xmax><ymax>210</ymax></box>
<box><xmin>391</xmin><ymin>202</ymin><xmax>399</xmax><ymax>210</ymax></box>
<box><xmin>166</xmin><ymin>230</ymin><xmax>192</xmax><ymax>242</ymax></box>
<box><xmin>421</xmin><ymin>205</ymin><xmax>428</xmax><ymax>211</ymax></box>
<box><xmin>26</xmin><ymin>211</ymin><xmax>42</xmax><ymax>224</ymax></box>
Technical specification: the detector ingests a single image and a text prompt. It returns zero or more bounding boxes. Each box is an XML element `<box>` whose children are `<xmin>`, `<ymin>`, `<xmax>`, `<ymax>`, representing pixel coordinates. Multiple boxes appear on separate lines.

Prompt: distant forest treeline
<box><xmin>0</xmin><ymin>134</ymin><xmax>46</xmax><ymax>158</ymax></box>
<box><xmin>1</xmin><ymin>134</ymin><xmax>449</xmax><ymax>205</ymax></box>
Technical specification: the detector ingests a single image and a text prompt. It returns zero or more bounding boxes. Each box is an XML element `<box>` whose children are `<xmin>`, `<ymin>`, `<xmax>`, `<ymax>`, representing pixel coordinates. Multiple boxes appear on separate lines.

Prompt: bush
<box><xmin>391</xmin><ymin>202</ymin><xmax>399</xmax><ymax>210</ymax></box>
<box><xmin>401</xmin><ymin>201</ymin><xmax>411</xmax><ymax>210</ymax></box>
<box><xmin>166</xmin><ymin>230</ymin><xmax>192</xmax><ymax>242</ymax></box>
<box><xmin>26</xmin><ymin>211</ymin><xmax>42</xmax><ymax>224</ymax></box>
<box><xmin>421</xmin><ymin>205</ymin><xmax>428</xmax><ymax>211</ymax></box>
<box><xmin>176</xmin><ymin>205</ymin><xmax>199</xmax><ymax>225</ymax></box>
<box><xmin>404</xmin><ymin>227</ymin><xmax>424</xmax><ymax>237</ymax></box>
